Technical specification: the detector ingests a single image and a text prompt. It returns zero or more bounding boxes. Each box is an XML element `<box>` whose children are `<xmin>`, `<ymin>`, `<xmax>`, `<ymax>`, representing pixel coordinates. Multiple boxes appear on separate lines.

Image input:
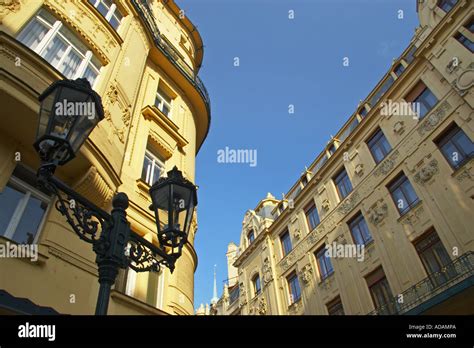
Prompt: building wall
<box><xmin>220</xmin><ymin>0</ymin><xmax>473</xmax><ymax>315</ymax></box>
<box><xmin>0</xmin><ymin>0</ymin><xmax>209</xmax><ymax>315</ymax></box>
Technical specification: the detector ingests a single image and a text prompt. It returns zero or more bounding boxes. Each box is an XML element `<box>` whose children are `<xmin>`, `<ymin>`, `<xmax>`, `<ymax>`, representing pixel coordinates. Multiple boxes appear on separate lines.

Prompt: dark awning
<box><xmin>0</xmin><ymin>289</ymin><xmax>60</xmax><ymax>315</ymax></box>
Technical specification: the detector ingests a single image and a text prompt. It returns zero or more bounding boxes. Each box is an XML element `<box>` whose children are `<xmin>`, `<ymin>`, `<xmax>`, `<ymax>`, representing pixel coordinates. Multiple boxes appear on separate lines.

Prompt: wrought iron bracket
<box><xmin>36</xmin><ymin>162</ymin><xmax>176</xmax><ymax>274</ymax></box>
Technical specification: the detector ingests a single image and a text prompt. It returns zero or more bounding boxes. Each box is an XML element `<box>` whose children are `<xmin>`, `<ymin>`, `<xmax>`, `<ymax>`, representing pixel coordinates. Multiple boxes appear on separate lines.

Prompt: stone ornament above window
<box><xmin>414</xmin><ymin>159</ymin><xmax>439</xmax><ymax>185</ymax></box>
<box><xmin>367</xmin><ymin>201</ymin><xmax>389</xmax><ymax>226</ymax></box>
<box><xmin>354</xmin><ymin>163</ymin><xmax>364</xmax><ymax>177</ymax></box>
<box><xmin>293</xmin><ymin>228</ymin><xmax>302</xmax><ymax>240</ymax></box>
<box><xmin>321</xmin><ymin>198</ymin><xmax>331</xmax><ymax>211</ymax></box>
<box><xmin>0</xmin><ymin>0</ymin><xmax>21</xmax><ymax>24</ymax></box>
<box><xmin>393</xmin><ymin>121</ymin><xmax>406</xmax><ymax>135</ymax></box>
<box><xmin>299</xmin><ymin>264</ymin><xmax>313</xmax><ymax>287</ymax></box>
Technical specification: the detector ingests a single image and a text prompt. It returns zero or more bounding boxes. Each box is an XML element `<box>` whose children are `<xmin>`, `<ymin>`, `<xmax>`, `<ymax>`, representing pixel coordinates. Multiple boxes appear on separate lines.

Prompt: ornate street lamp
<box><xmin>34</xmin><ymin>78</ymin><xmax>104</xmax><ymax>165</ymax></box>
<box><xmin>33</xmin><ymin>78</ymin><xmax>197</xmax><ymax>315</ymax></box>
<box><xmin>149</xmin><ymin>167</ymin><xmax>197</xmax><ymax>258</ymax></box>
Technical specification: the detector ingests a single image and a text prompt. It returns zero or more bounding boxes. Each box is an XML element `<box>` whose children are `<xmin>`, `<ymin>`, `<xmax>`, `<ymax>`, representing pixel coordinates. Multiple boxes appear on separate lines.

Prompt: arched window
<box><xmin>437</xmin><ymin>0</ymin><xmax>458</xmax><ymax>13</ymax></box>
<box><xmin>247</xmin><ymin>229</ymin><xmax>255</xmax><ymax>245</ymax></box>
<box><xmin>252</xmin><ymin>274</ymin><xmax>261</xmax><ymax>297</ymax></box>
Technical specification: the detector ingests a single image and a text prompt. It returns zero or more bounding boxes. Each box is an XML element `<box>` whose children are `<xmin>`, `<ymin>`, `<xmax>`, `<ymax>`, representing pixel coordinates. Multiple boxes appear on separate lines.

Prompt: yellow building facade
<box><xmin>0</xmin><ymin>0</ymin><xmax>210</xmax><ymax>315</ymax></box>
<box><xmin>217</xmin><ymin>0</ymin><xmax>473</xmax><ymax>315</ymax></box>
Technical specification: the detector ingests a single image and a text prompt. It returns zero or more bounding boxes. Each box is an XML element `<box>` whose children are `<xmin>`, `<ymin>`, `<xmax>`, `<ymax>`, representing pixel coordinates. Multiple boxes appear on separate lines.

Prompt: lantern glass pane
<box><xmin>68</xmin><ymin>96</ymin><xmax>101</xmax><ymax>153</ymax></box>
<box><xmin>37</xmin><ymin>92</ymin><xmax>56</xmax><ymax>141</ymax></box>
<box><xmin>152</xmin><ymin>185</ymin><xmax>170</xmax><ymax>232</ymax></box>
<box><xmin>170</xmin><ymin>183</ymin><xmax>191</xmax><ymax>233</ymax></box>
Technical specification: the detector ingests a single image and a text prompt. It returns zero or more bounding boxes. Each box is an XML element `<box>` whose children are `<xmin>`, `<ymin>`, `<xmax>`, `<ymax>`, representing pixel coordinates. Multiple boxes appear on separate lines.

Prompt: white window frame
<box><xmin>156</xmin><ymin>270</ymin><xmax>164</xmax><ymax>310</ymax></box>
<box><xmin>2</xmin><ymin>176</ymin><xmax>51</xmax><ymax>244</ymax></box>
<box><xmin>125</xmin><ymin>266</ymin><xmax>137</xmax><ymax>297</ymax></box>
<box><xmin>17</xmin><ymin>10</ymin><xmax>101</xmax><ymax>87</ymax></box>
<box><xmin>89</xmin><ymin>0</ymin><xmax>123</xmax><ymax>30</ymax></box>
<box><xmin>143</xmin><ymin>149</ymin><xmax>165</xmax><ymax>186</ymax></box>
<box><xmin>155</xmin><ymin>89</ymin><xmax>173</xmax><ymax>118</ymax></box>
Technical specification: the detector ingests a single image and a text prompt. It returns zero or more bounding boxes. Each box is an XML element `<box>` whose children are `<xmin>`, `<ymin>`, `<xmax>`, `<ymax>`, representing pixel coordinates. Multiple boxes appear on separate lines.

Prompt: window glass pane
<box><xmin>393</xmin><ymin>63</ymin><xmax>405</xmax><ymax>76</ymax></box>
<box><xmin>97</xmin><ymin>2</ymin><xmax>110</xmax><ymax>17</ymax></box>
<box><xmin>13</xmin><ymin>195</ymin><xmax>47</xmax><ymax>244</ymax></box>
<box><xmin>42</xmin><ymin>36</ymin><xmax>67</xmax><ymax>69</ymax></box>
<box><xmin>452</xmin><ymin>131</ymin><xmax>474</xmax><ymax>157</ymax></box>
<box><xmin>109</xmin><ymin>15</ymin><xmax>120</xmax><ymax>30</ymax></box>
<box><xmin>402</xmin><ymin>180</ymin><xmax>418</xmax><ymax>206</ymax></box>
<box><xmin>142</xmin><ymin>155</ymin><xmax>153</xmax><ymax>183</ymax></box>
<box><xmin>17</xmin><ymin>19</ymin><xmax>49</xmax><ymax>52</ymax></box>
<box><xmin>59</xmin><ymin>49</ymin><xmax>82</xmax><ymax>78</ymax></box>
<box><xmin>0</xmin><ymin>184</ymin><xmax>24</xmax><ymax>236</ymax></box>
<box><xmin>392</xmin><ymin>188</ymin><xmax>407</xmax><ymax>213</ymax></box>
<box><xmin>83</xmin><ymin>65</ymin><xmax>98</xmax><ymax>87</ymax></box>
<box><xmin>444</xmin><ymin>142</ymin><xmax>459</xmax><ymax>166</ymax></box>
<box><xmin>359</xmin><ymin>219</ymin><xmax>372</xmax><ymax>243</ymax></box>
<box><xmin>423</xmin><ymin>89</ymin><xmax>438</xmax><ymax>108</ymax></box>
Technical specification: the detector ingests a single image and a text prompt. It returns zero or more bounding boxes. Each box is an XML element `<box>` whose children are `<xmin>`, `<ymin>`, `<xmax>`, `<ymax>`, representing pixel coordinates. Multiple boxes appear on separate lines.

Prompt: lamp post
<box><xmin>33</xmin><ymin>78</ymin><xmax>197</xmax><ymax>315</ymax></box>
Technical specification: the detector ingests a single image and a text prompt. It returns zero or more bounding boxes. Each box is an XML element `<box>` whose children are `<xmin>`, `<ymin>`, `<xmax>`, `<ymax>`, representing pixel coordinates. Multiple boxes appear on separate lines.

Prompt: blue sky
<box><xmin>175</xmin><ymin>0</ymin><xmax>419</xmax><ymax>310</ymax></box>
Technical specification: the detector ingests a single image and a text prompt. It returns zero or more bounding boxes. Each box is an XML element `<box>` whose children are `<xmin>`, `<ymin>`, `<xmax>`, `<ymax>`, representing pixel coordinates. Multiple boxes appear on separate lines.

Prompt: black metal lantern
<box><xmin>149</xmin><ymin>166</ymin><xmax>197</xmax><ymax>258</ymax></box>
<box><xmin>34</xmin><ymin>78</ymin><xmax>104</xmax><ymax>165</ymax></box>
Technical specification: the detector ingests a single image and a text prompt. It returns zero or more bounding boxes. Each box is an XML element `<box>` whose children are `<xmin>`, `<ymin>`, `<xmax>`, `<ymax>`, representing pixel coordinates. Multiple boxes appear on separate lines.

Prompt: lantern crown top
<box><xmin>38</xmin><ymin>78</ymin><xmax>105</xmax><ymax>121</ymax></box>
<box><xmin>155</xmin><ymin>166</ymin><xmax>196</xmax><ymax>188</ymax></box>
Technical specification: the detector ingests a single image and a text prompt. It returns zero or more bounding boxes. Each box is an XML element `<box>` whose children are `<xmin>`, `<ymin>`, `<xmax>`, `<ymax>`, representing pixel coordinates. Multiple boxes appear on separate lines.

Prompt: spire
<box><xmin>211</xmin><ymin>264</ymin><xmax>218</xmax><ymax>304</ymax></box>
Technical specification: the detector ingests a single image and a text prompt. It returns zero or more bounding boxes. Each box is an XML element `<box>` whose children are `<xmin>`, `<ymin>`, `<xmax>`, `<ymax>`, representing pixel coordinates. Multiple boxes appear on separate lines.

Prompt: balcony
<box><xmin>131</xmin><ymin>0</ymin><xmax>211</xmax><ymax>115</ymax></box>
<box><xmin>367</xmin><ymin>251</ymin><xmax>474</xmax><ymax>315</ymax></box>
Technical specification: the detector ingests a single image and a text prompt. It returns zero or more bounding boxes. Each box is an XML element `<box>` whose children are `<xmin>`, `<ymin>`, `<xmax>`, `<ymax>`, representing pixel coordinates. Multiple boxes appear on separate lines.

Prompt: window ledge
<box><xmin>110</xmin><ymin>290</ymin><xmax>169</xmax><ymax>315</ymax></box>
<box><xmin>136</xmin><ymin>178</ymin><xmax>152</xmax><ymax>203</ymax></box>
<box><xmin>397</xmin><ymin>199</ymin><xmax>423</xmax><ymax>220</ymax></box>
<box><xmin>287</xmin><ymin>298</ymin><xmax>303</xmax><ymax>313</ymax></box>
<box><xmin>142</xmin><ymin>105</ymin><xmax>188</xmax><ymax>147</ymax></box>
<box><xmin>318</xmin><ymin>271</ymin><xmax>335</xmax><ymax>286</ymax></box>
<box><xmin>451</xmin><ymin>157</ymin><xmax>474</xmax><ymax>180</ymax></box>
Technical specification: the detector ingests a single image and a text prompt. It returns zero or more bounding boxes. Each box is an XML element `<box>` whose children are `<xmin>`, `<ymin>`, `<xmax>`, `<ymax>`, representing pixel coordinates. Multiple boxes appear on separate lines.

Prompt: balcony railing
<box><xmin>368</xmin><ymin>251</ymin><xmax>473</xmax><ymax>315</ymax></box>
<box><xmin>131</xmin><ymin>0</ymin><xmax>211</xmax><ymax>114</ymax></box>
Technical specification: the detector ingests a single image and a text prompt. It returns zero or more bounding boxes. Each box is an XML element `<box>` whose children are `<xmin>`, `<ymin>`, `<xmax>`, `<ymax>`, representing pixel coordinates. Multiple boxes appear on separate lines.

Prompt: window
<box><xmin>348</xmin><ymin>213</ymin><xmax>373</xmax><ymax>246</ymax></box>
<box><xmin>393</xmin><ymin>63</ymin><xmax>405</xmax><ymax>77</ymax></box>
<box><xmin>359</xmin><ymin>106</ymin><xmax>368</xmax><ymax>118</ymax></box>
<box><xmin>17</xmin><ymin>10</ymin><xmax>101</xmax><ymax>87</ymax></box>
<box><xmin>141</xmin><ymin>149</ymin><xmax>165</xmax><ymax>185</ymax></box>
<box><xmin>414</xmin><ymin>229</ymin><xmax>455</xmax><ymax>287</ymax></box>
<box><xmin>277</xmin><ymin>204</ymin><xmax>284</xmax><ymax>214</ymax></box>
<box><xmin>0</xmin><ymin>167</ymin><xmax>50</xmax><ymax>244</ymax></box>
<box><xmin>301</xmin><ymin>175</ymin><xmax>308</xmax><ymax>187</ymax></box>
<box><xmin>155</xmin><ymin>87</ymin><xmax>173</xmax><ymax>118</ymax></box>
<box><xmin>315</xmin><ymin>245</ymin><xmax>334</xmax><ymax>281</ymax></box>
<box><xmin>404</xmin><ymin>45</ymin><xmax>417</xmax><ymax>64</ymax></box>
<box><xmin>368</xmin><ymin>76</ymin><xmax>394</xmax><ymax>108</ymax></box>
<box><xmin>327</xmin><ymin>296</ymin><xmax>345</xmax><ymax>315</ymax></box>
<box><xmin>118</xmin><ymin>265</ymin><xmax>164</xmax><ymax>309</ymax></box>
<box><xmin>88</xmin><ymin>0</ymin><xmax>123</xmax><ymax>30</ymax></box>
<box><xmin>287</xmin><ymin>272</ymin><xmax>301</xmax><ymax>304</ymax></box>
<box><xmin>404</xmin><ymin>81</ymin><xmax>438</xmax><ymax>119</ymax></box>
<box><xmin>252</xmin><ymin>274</ymin><xmax>261</xmax><ymax>297</ymax></box>
<box><xmin>366</xmin><ymin>267</ymin><xmax>396</xmax><ymax>314</ymax></box>
<box><xmin>328</xmin><ymin>143</ymin><xmax>337</xmax><ymax>155</ymax></box>
<box><xmin>367</xmin><ymin>128</ymin><xmax>392</xmax><ymax>164</ymax></box>
<box><xmin>454</xmin><ymin>18</ymin><xmax>474</xmax><ymax>53</ymax></box>
<box><xmin>334</xmin><ymin>168</ymin><xmax>353</xmax><ymax>200</ymax></box>
<box><xmin>229</xmin><ymin>285</ymin><xmax>240</xmax><ymax>305</ymax></box>
<box><xmin>437</xmin><ymin>0</ymin><xmax>458</xmax><ymax>12</ymax></box>
<box><xmin>305</xmin><ymin>202</ymin><xmax>320</xmax><ymax>231</ymax></box>
<box><xmin>247</xmin><ymin>229</ymin><xmax>255</xmax><ymax>245</ymax></box>
<box><xmin>436</xmin><ymin>125</ymin><xmax>474</xmax><ymax>169</ymax></box>
<box><xmin>280</xmin><ymin>230</ymin><xmax>292</xmax><ymax>257</ymax></box>
<box><xmin>388</xmin><ymin>173</ymin><xmax>419</xmax><ymax>215</ymax></box>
